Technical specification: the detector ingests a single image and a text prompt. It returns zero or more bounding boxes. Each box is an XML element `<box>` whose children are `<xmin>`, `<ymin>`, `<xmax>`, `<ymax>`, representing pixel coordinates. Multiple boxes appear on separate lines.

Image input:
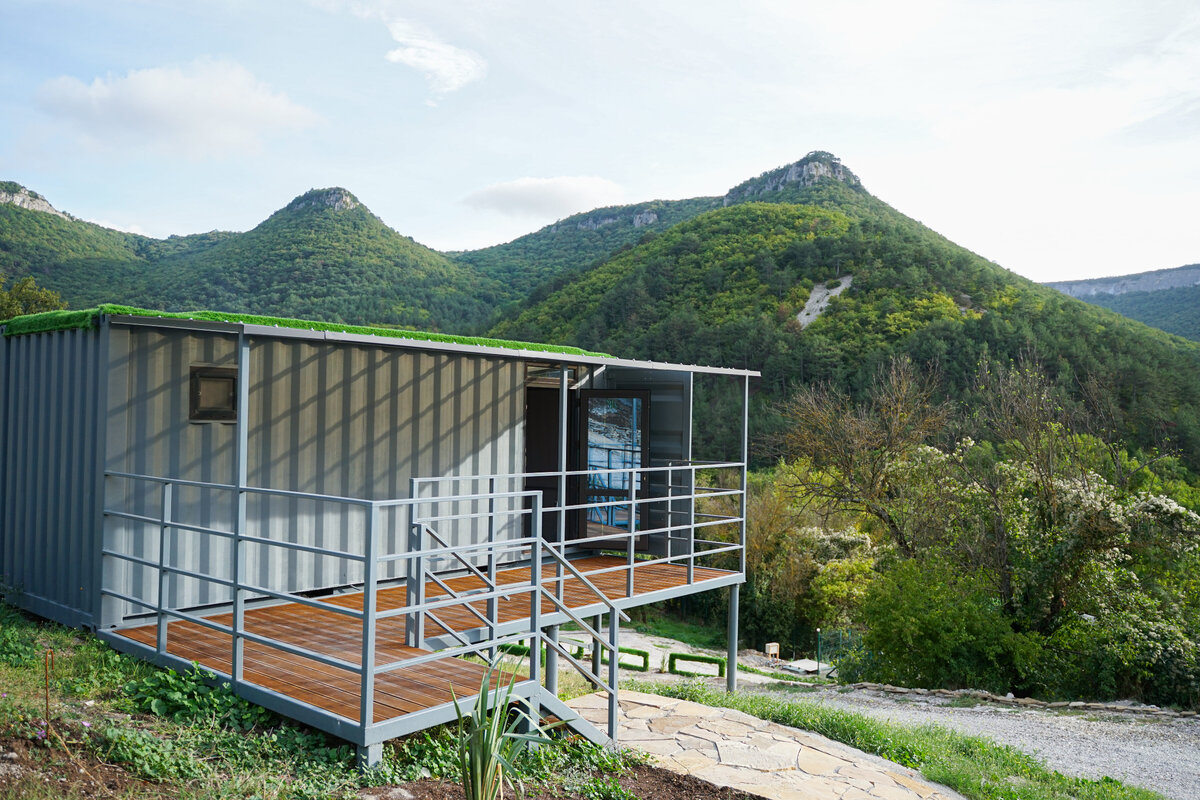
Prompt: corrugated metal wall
<box><xmin>103</xmin><ymin>327</ymin><xmax>525</xmax><ymax>623</ymax></box>
<box><xmin>0</xmin><ymin>326</ymin><xmax>107</xmax><ymax>627</ymax></box>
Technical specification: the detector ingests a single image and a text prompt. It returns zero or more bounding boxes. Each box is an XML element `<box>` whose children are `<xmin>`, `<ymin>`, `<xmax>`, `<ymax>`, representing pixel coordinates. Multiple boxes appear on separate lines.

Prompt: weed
<box><xmin>95</xmin><ymin>725</ymin><xmax>207</xmax><ymax>782</ymax></box>
<box><xmin>123</xmin><ymin>664</ymin><xmax>274</xmax><ymax>731</ymax></box>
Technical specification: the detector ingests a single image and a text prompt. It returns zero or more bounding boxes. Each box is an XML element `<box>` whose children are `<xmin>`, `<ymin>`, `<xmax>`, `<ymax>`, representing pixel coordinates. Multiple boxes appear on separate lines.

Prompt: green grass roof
<box><xmin>1</xmin><ymin>304</ymin><xmax>612</xmax><ymax>358</ymax></box>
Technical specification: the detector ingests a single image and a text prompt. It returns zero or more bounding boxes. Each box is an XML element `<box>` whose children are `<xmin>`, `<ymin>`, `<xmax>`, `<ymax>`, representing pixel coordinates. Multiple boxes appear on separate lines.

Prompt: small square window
<box><xmin>190</xmin><ymin>366</ymin><xmax>238</xmax><ymax>422</ymax></box>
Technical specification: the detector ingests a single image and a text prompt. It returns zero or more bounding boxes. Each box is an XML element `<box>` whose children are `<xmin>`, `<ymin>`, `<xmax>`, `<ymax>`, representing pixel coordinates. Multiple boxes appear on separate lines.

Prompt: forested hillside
<box><xmin>1076</xmin><ymin>286</ymin><xmax>1200</xmax><ymax>342</ymax></box>
<box><xmin>450</xmin><ymin>196</ymin><xmax>720</xmax><ymax>313</ymax></box>
<box><xmin>494</xmin><ymin>153</ymin><xmax>1200</xmax><ymax>469</ymax></box>
<box><xmin>0</xmin><ymin>186</ymin><xmax>503</xmax><ymax>331</ymax></box>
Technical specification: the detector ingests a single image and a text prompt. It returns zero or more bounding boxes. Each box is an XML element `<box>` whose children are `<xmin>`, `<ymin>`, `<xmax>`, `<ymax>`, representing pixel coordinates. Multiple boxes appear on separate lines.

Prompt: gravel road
<box><xmin>754</xmin><ymin>683</ymin><xmax>1200</xmax><ymax>800</ymax></box>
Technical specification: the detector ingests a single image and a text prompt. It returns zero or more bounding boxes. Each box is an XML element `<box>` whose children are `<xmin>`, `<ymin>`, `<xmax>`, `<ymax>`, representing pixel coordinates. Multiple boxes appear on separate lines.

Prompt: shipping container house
<box><xmin>0</xmin><ymin>306</ymin><xmax>753</xmax><ymax>764</ymax></box>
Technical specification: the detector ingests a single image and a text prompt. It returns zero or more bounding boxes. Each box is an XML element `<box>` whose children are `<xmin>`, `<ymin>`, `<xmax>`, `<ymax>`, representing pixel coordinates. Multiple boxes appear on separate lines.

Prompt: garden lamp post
<box><xmin>816</xmin><ymin>627</ymin><xmax>821</xmax><ymax>675</ymax></box>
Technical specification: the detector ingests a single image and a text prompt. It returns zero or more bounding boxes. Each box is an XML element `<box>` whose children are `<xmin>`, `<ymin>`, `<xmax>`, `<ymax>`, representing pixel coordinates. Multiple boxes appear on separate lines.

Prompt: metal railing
<box><xmin>98</xmin><ymin>460</ymin><xmax>745</xmax><ymax>749</ymax></box>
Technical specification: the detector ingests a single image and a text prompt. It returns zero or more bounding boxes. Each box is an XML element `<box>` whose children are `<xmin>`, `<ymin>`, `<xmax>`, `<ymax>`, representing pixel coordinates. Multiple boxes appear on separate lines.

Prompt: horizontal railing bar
<box><xmin>237</xmin><ymin>534</ymin><xmax>368</xmax><ymax>562</ymax></box>
<box><xmin>376</xmin><ymin>535</ymin><xmax>536</xmax><ymax>564</ymax></box>
<box><xmin>373</xmin><ymin>631</ymin><xmax>532</xmax><ymax>675</ymax></box>
<box><xmin>99</xmin><ymin>588</ymin><xmax>161</xmax><ymax>613</ymax></box>
<box><xmin>105</xmin><ymin>471</ymin><xmax>380</xmax><ymax>507</ymax></box>
<box><xmin>411</xmin><ymin>506</ymin><xmax>534</xmax><ymax>524</ymax></box>
<box><xmin>103</xmin><ymin>511</ymin><xmax>242</xmax><ymax>541</ymax></box>
<box><xmin>412</xmin><ymin>489</ymin><xmax>543</xmax><ymax>506</ymax></box>
<box><xmin>105</xmin><ymin>471</ymin><xmax>238</xmax><ymax>491</ymax></box>
<box><xmin>374</xmin><ymin>581</ymin><xmax>536</xmax><ymax>621</ymax></box>
<box><xmin>237</xmin><ymin>582</ymin><xmax>365</xmax><ymax>620</ymax></box>
<box><xmin>410</xmin><ymin>461</ymin><xmax>745</xmax><ymax>486</ymax></box>
<box><xmin>101</xmin><ymin>550</ymin><xmax>239</xmax><ymax>589</ymax></box>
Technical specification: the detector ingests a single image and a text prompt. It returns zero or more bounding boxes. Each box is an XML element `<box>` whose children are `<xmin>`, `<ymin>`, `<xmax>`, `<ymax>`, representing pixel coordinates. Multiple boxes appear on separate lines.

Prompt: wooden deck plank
<box><xmin>115</xmin><ymin>556</ymin><xmax>733</xmax><ymax>729</ymax></box>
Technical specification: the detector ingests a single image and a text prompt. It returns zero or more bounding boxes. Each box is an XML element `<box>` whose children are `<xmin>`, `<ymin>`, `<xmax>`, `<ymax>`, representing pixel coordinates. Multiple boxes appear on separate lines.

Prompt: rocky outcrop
<box><xmin>632</xmin><ymin>210</ymin><xmax>658</xmax><ymax>227</ymax></box>
<box><xmin>724</xmin><ymin>151</ymin><xmax>862</xmax><ymax>206</ymax></box>
<box><xmin>0</xmin><ymin>184</ymin><xmax>70</xmax><ymax>220</ymax></box>
<box><xmin>576</xmin><ymin>215</ymin><xmax>618</xmax><ymax>231</ymax></box>
<box><xmin>1047</xmin><ymin>264</ymin><xmax>1200</xmax><ymax>298</ymax></box>
<box><xmin>285</xmin><ymin>188</ymin><xmax>360</xmax><ymax>213</ymax></box>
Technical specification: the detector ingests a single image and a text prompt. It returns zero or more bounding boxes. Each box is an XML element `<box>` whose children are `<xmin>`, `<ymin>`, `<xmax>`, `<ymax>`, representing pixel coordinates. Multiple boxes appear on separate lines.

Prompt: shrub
<box><xmin>667</xmin><ymin>652</ymin><xmax>726</xmax><ymax>678</ymax></box>
<box><xmin>852</xmin><ymin>559</ymin><xmax>1030</xmax><ymax>692</ymax></box>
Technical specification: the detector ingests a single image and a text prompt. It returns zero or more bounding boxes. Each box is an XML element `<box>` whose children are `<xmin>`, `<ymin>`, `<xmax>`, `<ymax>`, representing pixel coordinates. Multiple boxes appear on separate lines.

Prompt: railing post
<box><xmin>361</xmin><ymin>504</ymin><xmax>380</xmax><ymax>734</ymax></box>
<box><xmin>740</xmin><ymin>374</ymin><xmax>749</xmax><ymax>576</ymax></box>
<box><xmin>156</xmin><ymin>481</ymin><xmax>173</xmax><ymax>655</ymax></box>
<box><xmin>232</xmin><ymin>330</ymin><xmax>250</xmax><ymax>685</ymax></box>
<box><xmin>529</xmin><ymin>493</ymin><xmax>542</xmax><ymax>687</ymax></box>
<box><xmin>626</xmin><ymin>467</ymin><xmax>635</xmax><ymax>598</ymax></box>
<box><xmin>487</xmin><ymin>477</ymin><xmax>497</xmax><ymax>660</ymax></box>
<box><xmin>688</xmin><ymin>463</ymin><xmax>697</xmax><ymax>585</ymax></box>
<box><xmin>406</xmin><ymin>479</ymin><xmax>425</xmax><ymax>648</ymax></box>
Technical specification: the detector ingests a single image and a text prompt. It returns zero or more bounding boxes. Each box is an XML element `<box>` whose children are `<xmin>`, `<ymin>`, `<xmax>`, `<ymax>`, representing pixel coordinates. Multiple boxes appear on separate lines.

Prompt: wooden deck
<box><xmin>115</xmin><ymin>555</ymin><xmax>732</xmax><ymax>726</ymax></box>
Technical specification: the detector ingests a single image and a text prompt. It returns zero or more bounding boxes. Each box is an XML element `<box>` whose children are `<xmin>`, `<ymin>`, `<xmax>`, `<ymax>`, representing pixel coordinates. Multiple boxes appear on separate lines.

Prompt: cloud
<box><xmin>86</xmin><ymin>218</ymin><xmax>151</xmax><ymax>236</ymax></box>
<box><xmin>463</xmin><ymin>176</ymin><xmax>625</xmax><ymax>218</ymax></box>
<box><xmin>384</xmin><ymin>19</ymin><xmax>487</xmax><ymax>93</ymax></box>
<box><xmin>37</xmin><ymin>59</ymin><xmax>319</xmax><ymax>158</ymax></box>
<box><xmin>311</xmin><ymin>1</ymin><xmax>485</xmax><ymax>94</ymax></box>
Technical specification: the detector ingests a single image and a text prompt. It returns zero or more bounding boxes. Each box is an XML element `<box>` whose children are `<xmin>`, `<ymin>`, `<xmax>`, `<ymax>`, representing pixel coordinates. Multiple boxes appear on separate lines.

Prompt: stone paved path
<box><xmin>566</xmin><ymin>691</ymin><xmax>965</xmax><ymax>800</ymax></box>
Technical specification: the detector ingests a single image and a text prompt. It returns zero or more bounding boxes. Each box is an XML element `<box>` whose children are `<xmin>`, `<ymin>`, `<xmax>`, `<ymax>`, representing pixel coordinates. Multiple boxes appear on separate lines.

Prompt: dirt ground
<box><xmin>368</xmin><ymin>764</ymin><xmax>762</xmax><ymax>800</ymax></box>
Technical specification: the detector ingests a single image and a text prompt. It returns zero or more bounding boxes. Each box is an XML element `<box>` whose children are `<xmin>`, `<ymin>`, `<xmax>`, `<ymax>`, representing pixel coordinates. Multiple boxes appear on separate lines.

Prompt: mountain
<box><xmin>1047</xmin><ymin>264</ymin><xmax>1200</xmax><ymax>341</ymax></box>
<box><xmin>449</xmin><ymin>196</ymin><xmax>721</xmax><ymax>311</ymax></box>
<box><xmin>0</xmin><ymin>185</ymin><xmax>501</xmax><ymax>331</ymax></box>
<box><xmin>492</xmin><ymin>152</ymin><xmax>1200</xmax><ymax>467</ymax></box>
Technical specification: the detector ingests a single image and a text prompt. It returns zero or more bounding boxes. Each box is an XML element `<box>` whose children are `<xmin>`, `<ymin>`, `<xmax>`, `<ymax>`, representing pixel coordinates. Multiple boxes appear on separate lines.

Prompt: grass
<box><xmin>626</xmin><ymin>608</ymin><xmax>727</xmax><ymax>650</ymax></box>
<box><xmin>0</xmin><ymin>601</ymin><xmax>644</xmax><ymax>800</ymax></box>
<box><xmin>0</xmin><ymin>304</ymin><xmax>613</xmax><ymax>357</ymax></box>
<box><xmin>639</xmin><ymin>681</ymin><xmax>1165</xmax><ymax>800</ymax></box>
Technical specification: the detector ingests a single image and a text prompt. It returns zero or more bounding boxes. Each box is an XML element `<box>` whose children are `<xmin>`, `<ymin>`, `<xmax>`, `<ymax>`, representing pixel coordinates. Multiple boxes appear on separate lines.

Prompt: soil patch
<box><xmin>364</xmin><ymin>764</ymin><xmax>762</xmax><ymax>800</ymax></box>
<box><xmin>0</xmin><ymin>730</ymin><xmax>160</xmax><ymax>798</ymax></box>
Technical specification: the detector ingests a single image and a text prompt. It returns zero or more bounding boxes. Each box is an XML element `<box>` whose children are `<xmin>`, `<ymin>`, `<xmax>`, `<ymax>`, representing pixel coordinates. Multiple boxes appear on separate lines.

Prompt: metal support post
<box><xmin>406</xmin><ymin>479</ymin><xmax>425</xmax><ymax>648</ymax></box>
<box><xmin>591</xmin><ymin>615</ymin><xmax>603</xmax><ymax>687</ymax></box>
<box><xmin>232</xmin><ymin>331</ymin><xmax>250</xmax><ymax>683</ymax></box>
<box><xmin>155</xmin><ymin>481</ymin><xmax>173</xmax><ymax>654</ymax></box>
<box><xmin>487</xmin><ymin>476</ymin><xmax>497</xmax><ymax>661</ymax></box>
<box><xmin>529</xmin><ymin>494</ymin><xmax>542</xmax><ymax>689</ymax></box>
<box><xmin>626</xmin><ymin>467</ymin><xmax>636</xmax><ymax>597</ymax></box>
<box><xmin>557</xmin><ymin>365</ymin><xmax>568</xmax><ymax>602</ymax></box>
<box><xmin>727</xmin><ymin>584</ymin><xmax>739</xmax><ymax>692</ymax></box>
<box><xmin>545</xmin><ymin>625</ymin><xmax>559</xmax><ymax>696</ymax></box>
<box><xmin>607</xmin><ymin>606</ymin><xmax>619</xmax><ymax>740</ymax></box>
<box><xmin>356</xmin><ymin>743</ymin><xmax>382</xmax><ymax>771</ymax></box>
<box><xmin>360</xmin><ymin>505</ymin><xmax>380</xmax><ymax>739</ymax></box>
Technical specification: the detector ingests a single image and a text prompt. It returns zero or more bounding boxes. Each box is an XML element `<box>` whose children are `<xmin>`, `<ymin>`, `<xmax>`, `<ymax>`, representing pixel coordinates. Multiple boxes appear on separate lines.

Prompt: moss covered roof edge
<box><xmin>1</xmin><ymin>304</ymin><xmax>614</xmax><ymax>359</ymax></box>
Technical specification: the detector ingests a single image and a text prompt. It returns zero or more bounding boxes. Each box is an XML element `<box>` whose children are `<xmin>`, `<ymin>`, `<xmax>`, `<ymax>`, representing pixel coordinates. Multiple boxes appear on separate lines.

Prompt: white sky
<box><xmin>3</xmin><ymin>0</ymin><xmax>1199</xmax><ymax>282</ymax></box>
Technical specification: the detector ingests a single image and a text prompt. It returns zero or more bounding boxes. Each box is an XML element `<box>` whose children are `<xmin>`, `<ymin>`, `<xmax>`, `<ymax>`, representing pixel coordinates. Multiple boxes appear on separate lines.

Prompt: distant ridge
<box><xmin>1046</xmin><ymin>264</ymin><xmax>1200</xmax><ymax>298</ymax></box>
<box><xmin>1046</xmin><ymin>263</ymin><xmax>1200</xmax><ymax>342</ymax></box>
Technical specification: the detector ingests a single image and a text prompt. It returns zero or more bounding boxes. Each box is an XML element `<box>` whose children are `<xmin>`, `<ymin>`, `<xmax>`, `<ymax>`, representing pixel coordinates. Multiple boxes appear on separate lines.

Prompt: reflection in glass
<box><xmin>585</xmin><ymin>396</ymin><xmax>643</xmax><ymax>534</ymax></box>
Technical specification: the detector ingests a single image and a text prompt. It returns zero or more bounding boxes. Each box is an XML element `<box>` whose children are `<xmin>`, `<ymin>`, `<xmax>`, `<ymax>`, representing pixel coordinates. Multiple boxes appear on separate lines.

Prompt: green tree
<box><xmin>0</xmin><ymin>273</ymin><xmax>66</xmax><ymax>320</ymax></box>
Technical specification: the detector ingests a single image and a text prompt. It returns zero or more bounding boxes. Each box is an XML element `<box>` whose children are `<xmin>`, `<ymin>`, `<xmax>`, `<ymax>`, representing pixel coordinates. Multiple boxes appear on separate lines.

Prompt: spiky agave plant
<box><xmin>453</xmin><ymin>657</ymin><xmax>558</xmax><ymax>800</ymax></box>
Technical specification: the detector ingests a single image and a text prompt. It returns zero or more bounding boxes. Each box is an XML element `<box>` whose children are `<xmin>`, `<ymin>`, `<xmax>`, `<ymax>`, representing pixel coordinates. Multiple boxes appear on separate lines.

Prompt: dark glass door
<box><xmin>579</xmin><ymin>391</ymin><xmax>649</xmax><ymax>539</ymax></box>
